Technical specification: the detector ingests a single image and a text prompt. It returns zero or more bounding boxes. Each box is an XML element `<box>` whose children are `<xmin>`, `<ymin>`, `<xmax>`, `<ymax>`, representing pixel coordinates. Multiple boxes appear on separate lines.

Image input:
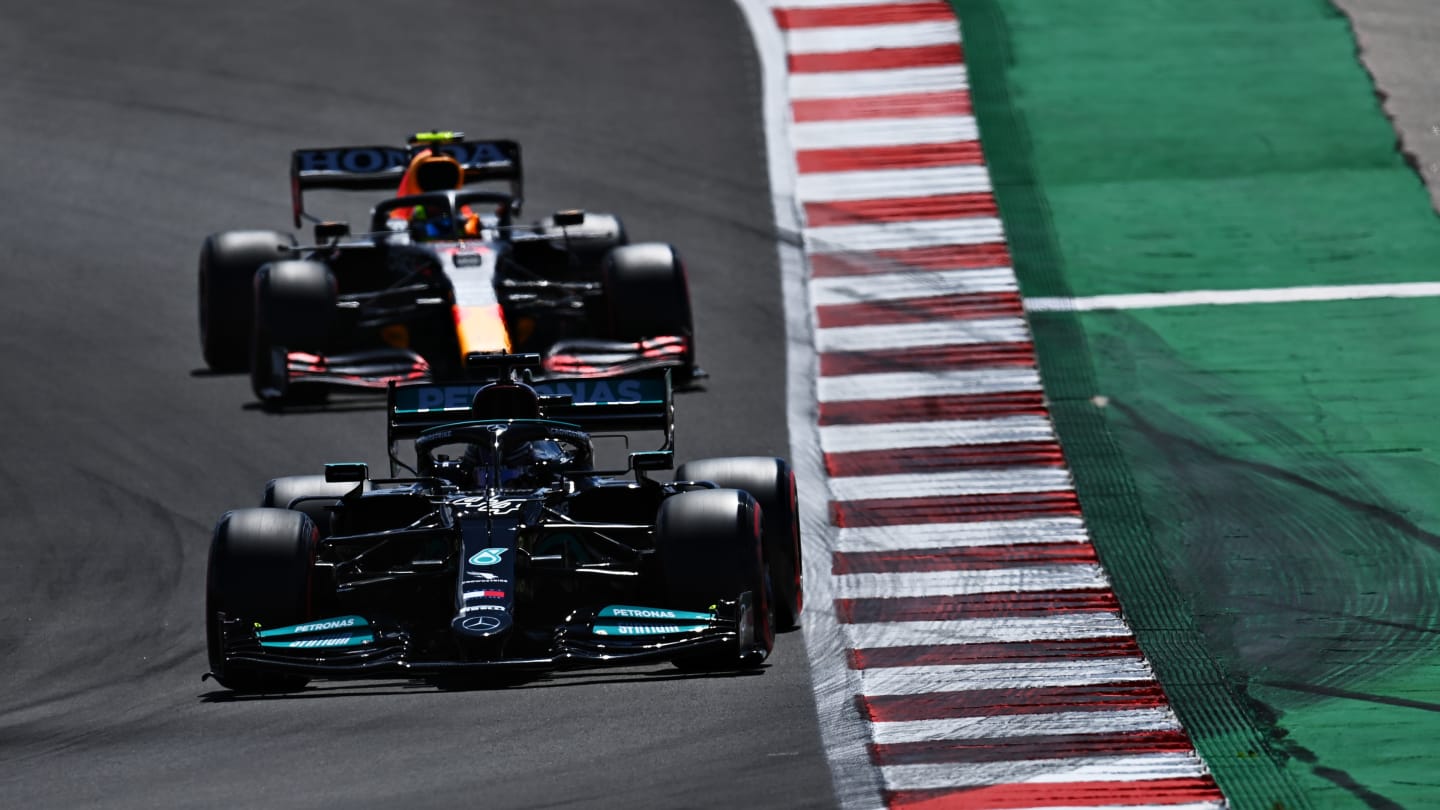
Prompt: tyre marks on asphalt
<box><xmin>738</xmin><ymin>0</ymin><xmax>1228</xmax><ymax>806</ymax></box>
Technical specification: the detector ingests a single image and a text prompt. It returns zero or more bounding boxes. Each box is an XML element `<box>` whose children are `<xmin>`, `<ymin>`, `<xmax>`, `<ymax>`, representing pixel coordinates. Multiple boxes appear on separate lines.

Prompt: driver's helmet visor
<box><xmin>411</xmin><ymin>205</ymin><xmax>453</xmax><ymax>238</ymax></box>
<box><xmin>470</xmin><ymin>433</ymin><xmax>569</xmax><ymax>489</ymax></box>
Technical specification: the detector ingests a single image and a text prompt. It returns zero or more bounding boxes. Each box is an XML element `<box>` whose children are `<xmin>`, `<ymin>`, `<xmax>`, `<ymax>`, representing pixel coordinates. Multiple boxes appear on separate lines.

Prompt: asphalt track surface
<box><xmin>0</xmin><ymin>2</ymin><xmax>838</xmax><ymax>807</ymax></box>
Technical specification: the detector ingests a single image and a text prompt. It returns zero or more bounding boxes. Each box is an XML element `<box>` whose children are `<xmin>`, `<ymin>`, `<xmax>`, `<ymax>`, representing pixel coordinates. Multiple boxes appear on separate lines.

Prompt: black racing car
<box><xmin>197</xmin><ymin>132</ymin><xmax>700</xmax><ymax>406</ymax></box>
<box><xmin>204</xmin><ymin>355</ymin><xmax>802</xmax><ymax>693</ymax></box>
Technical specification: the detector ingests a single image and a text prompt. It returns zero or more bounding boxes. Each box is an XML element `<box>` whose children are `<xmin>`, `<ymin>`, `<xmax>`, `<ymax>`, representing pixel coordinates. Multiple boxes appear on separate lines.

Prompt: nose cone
<box><xmin>452</xmin><ymin>611</ymin><xmax>513</xmax><ymax>638</ymax></box>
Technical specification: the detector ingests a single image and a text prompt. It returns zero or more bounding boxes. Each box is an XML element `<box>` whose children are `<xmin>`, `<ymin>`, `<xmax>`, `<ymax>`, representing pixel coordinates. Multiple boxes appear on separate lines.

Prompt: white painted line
<box><xmin>828</xmin><ymin>467</ymin><xmax>1073</xmax><ymax>501</ymax></box>
<box><xmin>1024</xmin><ymin>281</ymin><xmax>1440</xmax><ymax>312</ymax></box>
<box><xmin>860</xmin><ymin>659</ymin><xmax>1155</xmax><ymax>696</ymax></box>
<box><xmin>789</xmin><ymin>64</ymin><xmax>968</xmax><ymax>99</ymax></box>
<box><xmin>881</xmin><ymin>753</ymin><xmax>1209</xmax><ymax>790</ymax></box>
<box><xmin>835</xmin><ymin>517</ymin><xmax>1089</xmax><ymax>552</ymax></box>
<box><xmin>816</xmin><ymin>317</ymin><xmax>1030</xmax><ymax>352</ymax></box>
<box><xmin>797</xmin><ymin>165</ymin><xmax>991</xmax><ymax>201</ymax></box>
<box><xmin>878</xmin><ymin>803</ymin><xmax>1225</xmax><ymax>810</ymax></box>
<box><xmin>835</xmin><ymin>565</ymin><xmax>1107</xmax><ymax>599</ymax></box>
<box><xmin>807</xmin><ymin>218</ymin><xmax>1006</xmax><ymax>251</ymax></box>
<box><xmin>844</xmin><ymin>614</ymin><xmax>1129</xmax><ymax>649</ymax></box>
<box><xmin>776</xmin><ymin>0</ymin><xmax>935</xmax><ymax>8</ymax></box>
<box><xmin>812</xmin><ymin>267</ymin><xmax>1016</xmax><ymax>305</ymax></box>
<box><xmin>787</xmin><ymin>21</ymin><xmax>959</xmax><ymax>53</ymax></box>
<box><xmin>792</xmin><ymin>116</ymin><xmax>979</xmax><ymax>149</ymax></box>
<box><xmin>871</xmin><ymin>707</ymin><xmax>1180</xmax><ymax>744</ymax></box>
<box><xmin>817</xmin><ymin>368</ymin><xmax>1040</xmax><ymax>402</ymax></box>
<box><xmin>820</xmin><ymin>415</ymin><xmax>1055</xmax><ymax>453</ymax></box>
<box><xmin>1046</xmin><ymin>804</ymin><xmax>1227</xmax><ymax>810</ymax></box>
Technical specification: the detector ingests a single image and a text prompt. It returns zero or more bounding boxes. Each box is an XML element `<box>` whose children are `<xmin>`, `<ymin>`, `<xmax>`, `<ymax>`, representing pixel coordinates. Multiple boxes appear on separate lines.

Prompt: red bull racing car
<box><xmin>204</xmin><ymin>355</ymin><xmax>802</xmax><ymax>692</ymax></box>
<box><xmin>197</xmin><ymin>132</ymin><xmax>701</xmax><ymax>406</ymax></box>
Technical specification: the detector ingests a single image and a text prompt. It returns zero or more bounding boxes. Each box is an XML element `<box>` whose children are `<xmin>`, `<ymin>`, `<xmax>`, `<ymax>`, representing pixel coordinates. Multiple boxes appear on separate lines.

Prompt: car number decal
<box><xmin>452</xmin><ymin>495</ymin><xmax>525</xmax><ymax>515</ymax></box>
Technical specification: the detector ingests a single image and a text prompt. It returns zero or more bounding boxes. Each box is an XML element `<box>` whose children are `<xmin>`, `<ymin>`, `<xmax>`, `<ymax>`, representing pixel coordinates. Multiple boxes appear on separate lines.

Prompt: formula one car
<box><xmin>204</xmin><ymin>355</ymin><xmax>802</xmax><ymax>693</ymax></box>
<box><xmin>197</xmin><ymin>131</ymin><xmax>700</xmax><ymax>406</ymax></box>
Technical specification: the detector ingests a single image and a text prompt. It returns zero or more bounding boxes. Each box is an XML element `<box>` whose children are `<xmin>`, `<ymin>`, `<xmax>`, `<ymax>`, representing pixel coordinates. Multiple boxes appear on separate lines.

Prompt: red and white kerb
<box><xmin>736</xmin><ymin>1</ymin><xmax>1227</xmax><ymax>807</ymax></box>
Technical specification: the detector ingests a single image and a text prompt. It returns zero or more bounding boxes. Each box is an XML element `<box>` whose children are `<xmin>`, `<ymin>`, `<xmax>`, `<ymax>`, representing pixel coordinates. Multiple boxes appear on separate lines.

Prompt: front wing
<box><xmin>209</xmin><ymin>598</ymin><xmax>755</xmax><ymax>682</ymax></box>
<box><xmin>264</xmin><ymin>337</ymin><xmax>700</xmax><ymax>400</ymax></box>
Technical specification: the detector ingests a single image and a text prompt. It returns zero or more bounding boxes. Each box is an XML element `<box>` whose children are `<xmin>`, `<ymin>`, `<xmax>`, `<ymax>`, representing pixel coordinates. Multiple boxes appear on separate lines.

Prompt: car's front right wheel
<box><xmin>205</xmin><ymin>508</ymin><xmax>317</xmax><ymax>693</ymax></box>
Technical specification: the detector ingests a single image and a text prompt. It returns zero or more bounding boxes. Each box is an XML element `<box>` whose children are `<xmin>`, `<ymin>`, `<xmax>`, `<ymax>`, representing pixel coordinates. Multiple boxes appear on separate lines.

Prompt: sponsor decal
<box><xmin>406</xmin><ymin>385</ymin><xmax>482</xmax><ymax>412</ymax></box>
<box><xmin>296</xmin><ymin>147</ymin><xmax>408</xmax><ymax>175</ymax></box>
<box><xmin>296</xmin><ymin>142</ymin><xmax>513</xmax><ymax>176</ymax></box>
<box><xmin>619</xmin><ymin>625</ymin><xmax>691</xmax><ymax>635</ymax></box>
<box><xmin>461</xmin><ymin>615</ymin><xmax>503</xmax><ymax>632</ymax></box>
<box><xmin>532</xmin><ymin>379</ymin><xmax>646</xmax><ymax>404</ymax></box>
<box><xmin>467</xmin><ymin>547</ymin><xmax>508</xmax><ymax>566</ymax></box>
<box><xmin>453</xmin><ymin>252</ymin><xmax>485</xmax><ymax>268</ymax></box>
<box><xmin>257</xmin><ymin>615</ymin><xmax>368</xmax><ymax>638</ymax></box>
<box><xmin>260</xmin><ymin>632</ymin><xmax>374</xmax><ymax>649</ymax></box>
<box><xmin>611</xmin><ymin>608</ymin><xmax>676</xmax><ymax>619</ymax></box>
<box><xmin>598</xmin><ymin>605</ymin><xmax>715</xmax><ymax>622</ymax></box>
<box><xmin>470</xmin><ymin>571</ymin><xmax>502</xmax><ymax>581</ymax></box>
<box><xmin>453</xmin><ymin>496</ymin><xmax>525</xmax><ymax>515</ymax></box>
<box><xmin>469</xmin><ymin>604</ymin><xmax>506</xmax><ymax>611</ymax></box>
<box><xmin>291</xmin><ymin>617</ymin><xmax>359</xmax><ymax>633</ymax></box>
<box><xmin>398</xmin><ymin>375</ymin><xmax>663</xmax><ymax>413</ymax></box>
<box><xmin>592</xmin><ymin>623</ymin><xmax>709</xmax><ymax>637</ymax></box>
<box><xmin>434</xmin><ymin>141</ymin><xmax>515</xmax><ymax>168</ymax></box>
<box><xmin>463</xmin><ymin>589</ymin><xmax>509</xmax><ymax>600</ymax></box>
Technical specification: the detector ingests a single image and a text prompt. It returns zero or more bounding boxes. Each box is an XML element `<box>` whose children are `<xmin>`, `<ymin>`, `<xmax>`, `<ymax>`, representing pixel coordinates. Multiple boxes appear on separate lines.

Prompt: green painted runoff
<box><xmin>952</xmin><ymin>0</ymin><xmax>1440</xmax><ymax>807</ymax></box>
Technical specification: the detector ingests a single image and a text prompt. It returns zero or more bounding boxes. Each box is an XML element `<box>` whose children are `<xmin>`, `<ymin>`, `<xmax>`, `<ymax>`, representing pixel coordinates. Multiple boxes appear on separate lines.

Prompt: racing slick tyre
<box><xmin>198</xmin><ymin>230</ymin><xmax>295</xmax><ymax>372</ymax></box>
<box><xmin>206</xmin><ymin>508</ymin><xmax>317</xmax><ymax>693</ymax></box>
<box><xmin>250</xmin><ymin>260</ymin><xmax>336</xmax><ymax>407</ymax></box>
<box><xmin>675</xmin><ymin>457</ymin><xmax>803</xmax><ymax>632</ymax></box>
<box><xmin>264</xmin><ymin>475</ymin><xmax>370</xmax><ymax>538</ymax></box>
<box><xmin>601</xmin><ymin>243</ymin><xmax>695</xmax><ymax>345</ymax></box>
<box><xmin>654</xmin><ymin>488</ymin><xmax>774</xmax><ymax>670</ymax></box>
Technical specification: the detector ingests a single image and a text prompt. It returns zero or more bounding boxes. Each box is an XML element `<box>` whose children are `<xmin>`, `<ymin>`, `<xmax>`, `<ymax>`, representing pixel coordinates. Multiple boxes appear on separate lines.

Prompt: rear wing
<box><xmin>290</xmin><ymin>138</ymin><xmax>523</xmax><ymax>227</ymax></box>
<box><xmin>386</xmin><ymin>371</ymin><xmax>675</xmax><ymax>467</ymax></box>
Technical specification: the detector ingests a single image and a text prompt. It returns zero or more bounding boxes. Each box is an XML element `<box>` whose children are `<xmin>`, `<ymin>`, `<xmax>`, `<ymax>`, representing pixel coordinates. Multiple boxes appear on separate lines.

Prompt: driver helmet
<box><xmin>410</xmin><ymin>204</ymin><xmax>453</xmax><ymax>240</ymax></box>
<box><xmin>503</xmin><ymin>438</ymin><xmax>569</xmax><ymax>487</ymax></box>
<box><xmin>515</xmin><ymin>438</ymin><xmax>569</xmax><ymax>468</ymax></box>
<box><xmin>470</xmin><ymin>436</ymin><xmax>569</xmax><ymax>489</ymax></box>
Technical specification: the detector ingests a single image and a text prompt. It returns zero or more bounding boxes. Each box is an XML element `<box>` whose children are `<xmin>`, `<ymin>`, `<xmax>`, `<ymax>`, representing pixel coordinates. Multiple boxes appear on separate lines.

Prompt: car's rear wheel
<box><xmin>206</xmin><ymin>508</ymin><xmax>317</xmax><ymax>693</ymax></box>
<box><xmin>601</xmin><ymin>243</ymin><xmax>694</xmax><ymax>344</ymax></box>
<box><xmin>675</xmin><ymin>457</ymin><xmax>803</xmax><ymax>632</ymax></box>
<box><xmin>250</xmin><ymin>260</ymin><xmax>336</xmax><ymax>406</ymax></box>
<box><xmin>654</xmin><ymin>488</ymin><xmax>773</xmax><ymax>670</ymax></box>
<box><xmin>198</xmin><ymin>230</ymin><xmax>295</xmax><ymax>372</ymax></box>
<box><xmin>264</xmin><ymin>475</ymin><xmax>370</xmax><ymax>538</ymax></box>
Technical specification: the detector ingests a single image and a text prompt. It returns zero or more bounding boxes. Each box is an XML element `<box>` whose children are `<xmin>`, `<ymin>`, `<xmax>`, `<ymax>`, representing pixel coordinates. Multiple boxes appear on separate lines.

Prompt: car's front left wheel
<box><xmin>654</xmin><ymin>488</ymin><xmax>773</xmax><ymax>670</ymax></box>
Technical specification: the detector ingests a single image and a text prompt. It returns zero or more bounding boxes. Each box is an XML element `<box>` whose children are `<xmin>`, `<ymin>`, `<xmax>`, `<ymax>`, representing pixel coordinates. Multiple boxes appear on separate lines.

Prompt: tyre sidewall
<box><xmin>675</xmin><ymin>457</ymin><xmax>802</xmax><ymax>631</ymax></box>
<box><xmin>206</xmin><ymin>508</ymin><xmax>317</xmax><ymax>691</ymax></box>
<box><xmin>601</xmin><ymin>243</ymin><xmax>694</xmax><ymax>343</ymax></box>
<box><xmin>199</xmin><ymin>230</ymin><xmax>295</xmax><ymax>372</ymax></box>
<box><xmin>654</xmin><ymin>488</ymin><xmax>773</xmax><ymax>666</ymax></box>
